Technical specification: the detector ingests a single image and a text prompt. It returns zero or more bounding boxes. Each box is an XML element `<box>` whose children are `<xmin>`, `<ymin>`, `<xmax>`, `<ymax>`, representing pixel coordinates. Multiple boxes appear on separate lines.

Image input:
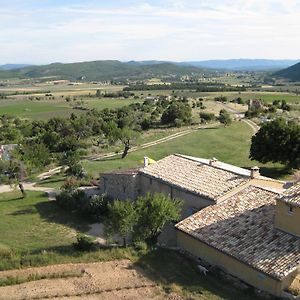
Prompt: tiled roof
<box><xmin>277</xmin><ymin>182</ymin><xmax>300</xmax><ymax>207</ymax></box>
<box><xmin>139</xmin><ymin>154</ymin><xmax>250</xmax><ymax>201</ymax></box>
<box><xmin>176</xmin><ymin>185</ymin><xmax>300</xmax><ymax>280</ymax></box>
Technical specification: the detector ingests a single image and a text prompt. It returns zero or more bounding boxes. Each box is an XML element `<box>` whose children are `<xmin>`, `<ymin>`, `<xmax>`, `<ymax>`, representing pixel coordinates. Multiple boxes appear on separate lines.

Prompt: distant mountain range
<box><xmin>274</xmin><ymin>62</ymin><xmax>300</xmax><ymax>81</ymax></box>
<box><xmin>0</xmin><ymin>64</ymin><xmax>32</xmax><ymax>70</ymax></box>
<box><xmin>0</xmin><ymin>59</ymin><xmax>299</xmax><ymax>81</ymax></box>
<box><xmin>181</xmin><ymin>59</ymin><xmax>299</xmax><ymax>71</ymax></box>
<box><xmin>128</xmin><ymin>59</ymin><xmax>299</xmax><ymax>71</ymax></box>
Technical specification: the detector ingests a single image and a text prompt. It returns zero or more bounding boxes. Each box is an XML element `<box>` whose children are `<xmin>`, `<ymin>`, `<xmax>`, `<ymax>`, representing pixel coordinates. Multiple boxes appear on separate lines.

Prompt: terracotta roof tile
<box><xmin>140</xmin><ymin>154</ymin><xmax>250</xmax><ymax>201</ymax></box>
<box><xmin>277</xmin><ymin>182</ymin><xmax>300</xmax><ymax>207</ymax></box>
<box><xmin>176</xmin><ymin>185</ymin><xmax>300</xmax><ymax>280</ymax></box>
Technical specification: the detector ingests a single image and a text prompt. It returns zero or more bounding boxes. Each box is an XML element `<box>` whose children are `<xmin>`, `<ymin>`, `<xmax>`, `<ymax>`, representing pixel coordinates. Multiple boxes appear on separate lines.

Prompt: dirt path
<box><xmin>220</xmin><ymin>102</ymin><xmax>260</xmax><ymax>134</ymax></box>
<box><xmin>242</xmin><ymin>119</ymin><xmax>260</xmax><ymax>134</ymax></box>
<box><xmin>88</xmin><ymin>124</ymin><xmax>219</xmax><ymax>161</ymax></box>
<box><xmin>0</xmin><ymin>182</ymin><xmax>54</xmax><ymax>194</ymax></box>
<box><xmin>0</xmin><ymin>260</ymin><xmax>178</xmax><ymax>300</ymax></box>
<box><xmin>37</xmin><ymin>166</ymin><xmax>65</xmax><ymax>180</ymax></box>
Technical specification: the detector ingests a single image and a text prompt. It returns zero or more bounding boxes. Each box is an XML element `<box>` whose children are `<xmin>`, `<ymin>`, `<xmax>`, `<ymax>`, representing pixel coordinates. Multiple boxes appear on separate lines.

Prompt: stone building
<box><xmin>176</xmin><ymin>183</ymin><xmax>300</xmax><ymax>297</ymax></box>
<box><xmin>99</xmin><ymin>154</ymin><xmax>299</xmax><ymax>296</ymax></box>
<box><xmin>100</xmin><ymin>154</ymin><xmax>284</xmax><ymax>217</ymax></box>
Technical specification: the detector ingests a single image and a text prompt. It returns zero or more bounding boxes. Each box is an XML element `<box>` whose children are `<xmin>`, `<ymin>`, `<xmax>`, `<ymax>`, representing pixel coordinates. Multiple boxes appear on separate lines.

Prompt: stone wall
<box><xmin>99</xmin><ymin>173</ymin><xmax>138</xmax><ymax>200</ymax></box>
<box><xmin>139</xmin><ymin>174</ymin><xmax>214</xmax><ymax>218</ymax></box>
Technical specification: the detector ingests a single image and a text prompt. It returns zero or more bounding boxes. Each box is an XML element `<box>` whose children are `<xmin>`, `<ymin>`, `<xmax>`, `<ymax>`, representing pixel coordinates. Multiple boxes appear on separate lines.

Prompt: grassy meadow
<box><xmin>0</xmin><ymin>191</ymin><xmax>88</xmax><ymax>251</ymax></box>
<box><xmin>83</xmin><ymin>121</ymin><xmax>287</xmax><ymax>179</ymax></box>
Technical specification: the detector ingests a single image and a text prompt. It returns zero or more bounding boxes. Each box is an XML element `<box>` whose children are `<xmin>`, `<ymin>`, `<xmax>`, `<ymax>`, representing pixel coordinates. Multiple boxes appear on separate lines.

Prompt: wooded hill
<box><xmin>0</xmin><ymin>60</ymin><xmax>205</xmax><ymax>81</ymax></box>
<box><xmin>274</xmin><ymin>61</ymin><xmax>300</xmax><ymax>81</ymax></box>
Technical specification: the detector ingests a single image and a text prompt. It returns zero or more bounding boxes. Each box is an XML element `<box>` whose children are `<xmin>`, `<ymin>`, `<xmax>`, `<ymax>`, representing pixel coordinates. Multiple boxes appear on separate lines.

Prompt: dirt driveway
<box><xmin>0</xmin><ymin>260</ymin><xmax>181</xmax><ymax>300</ymax></box>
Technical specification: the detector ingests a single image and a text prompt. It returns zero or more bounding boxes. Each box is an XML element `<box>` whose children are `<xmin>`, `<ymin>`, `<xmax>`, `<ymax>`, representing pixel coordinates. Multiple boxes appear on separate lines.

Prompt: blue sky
<box><xmin>0</xmin><ymin>0</ymin><xmax>300</xmax><ymax>64</ymax></box>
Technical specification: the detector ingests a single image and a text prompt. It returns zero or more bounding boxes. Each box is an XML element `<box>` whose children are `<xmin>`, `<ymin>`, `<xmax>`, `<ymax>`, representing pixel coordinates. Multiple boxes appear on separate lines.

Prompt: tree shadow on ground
<box><xmin>0</xmin><ymin>195</ymin><xmax>23</xmax><ymax>203</ymax></box>
<box><xmin>34</xmin><ymin>201</ymin><xmax>90</xmax><ymax>233</ymax></box>
<box><xmin>255</xmin><ymin>166</ymin><xmax>292</xmax><ymax>179</ymax></box>
<box><xmin>9</xmin><ymin>208</ymin><xmax>36</xmax><ymax>215</ymax></box>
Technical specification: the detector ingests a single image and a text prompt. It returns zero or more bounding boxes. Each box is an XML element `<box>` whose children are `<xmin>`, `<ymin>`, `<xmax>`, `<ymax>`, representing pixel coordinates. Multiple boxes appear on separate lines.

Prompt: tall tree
<box><xmin>134</xmin><ymin>193</ymin><xmax>182</xmax><ymax>245</ymax></box>
<box><xmin>106</xmin><ymin>200</ymin><xmax>137</xmax><ymax>247</ymax></box>
<box><xmin>117</xmin><ymin>128</ymin><xmax>139</xmax><ymax>159</ymax></box>
<box><xmin>0</xmin><ymin>159</ymin><xmax>27</xmax><ymax>197</ymax></box>
<box><xmin>218</xmin><ymin>109</ymin><xmax>232</xmax><ymax>127</ymax></box>
<box><xmin>250</xmin><ymin>118</ymin><xmax>300</xmax><ymax>169</ymax></box>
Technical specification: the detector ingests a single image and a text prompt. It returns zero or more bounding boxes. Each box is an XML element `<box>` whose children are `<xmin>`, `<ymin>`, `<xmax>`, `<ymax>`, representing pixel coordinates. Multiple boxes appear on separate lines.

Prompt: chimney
<box><xmin>250</xmin><ymin>166</ymin><xmax>260</xmax><ymax>179</ymax></box>
<box><xmin>144</xmin><ymin>156</ymin><xmax>149</xmax><ymax>167</ymax></box>
<box><xmin>209</xmin><ymin>157</ymin><xmax>218</xmax><ymax>166</ymax></box>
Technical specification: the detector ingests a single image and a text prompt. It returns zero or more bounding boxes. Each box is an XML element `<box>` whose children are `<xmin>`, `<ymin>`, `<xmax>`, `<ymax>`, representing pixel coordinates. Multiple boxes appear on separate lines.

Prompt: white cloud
<box><xmin>0</xmin><ymin>0</ymin><xmax>299</xmax><ymax>63</ymax></box>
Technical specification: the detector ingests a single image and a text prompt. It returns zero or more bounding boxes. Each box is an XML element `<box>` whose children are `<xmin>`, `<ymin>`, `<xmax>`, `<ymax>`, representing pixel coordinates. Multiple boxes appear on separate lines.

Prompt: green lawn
<box><xmin>83</xmin><ymin>121</ymin><xmax>287</xmax><ymax>179</ymax></box>
<box><xmin>0</xmin><ymin>99</ymin><xmax>73</xmax><ymax>119</ymax></box>
<box><xmin>0</xmin><ymin>191</ymin><xmax>89</xmax><ymax>251</ymax></box>
<box><xmin>0</xmin><ymin>191</ymin><xmax>137</xmax><ymax>270</ymax></box>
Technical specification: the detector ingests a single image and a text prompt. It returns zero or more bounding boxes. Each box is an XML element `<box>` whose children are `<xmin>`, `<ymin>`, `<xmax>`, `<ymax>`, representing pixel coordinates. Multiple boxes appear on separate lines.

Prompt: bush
<box><xmin>61</xmin><ymin>177</ymin><xmax>80</xmax><ymax>192</ymax></box>
<box><xmin>200</xmin><ymin>112</ymin><xmax>215</xmax><ymax>123</ymax></box>
<box><xmin>56</xmin><ymin>189</ymin><xmax>86</xmax><ymax>211</ymax></box>
<box><xmin>85</xmin><ymin>194</ymin><xmax>112</xmax><ymax>221</ymax></box>
<box><xmin>133</xmin><ymin>241</ymin><xmax>148</xmax><ymax>252</ymax></box>
<box><xmin>73</xmin><ymin>234</ymin><xmax>95</xmax><ymax>251</ymax></box>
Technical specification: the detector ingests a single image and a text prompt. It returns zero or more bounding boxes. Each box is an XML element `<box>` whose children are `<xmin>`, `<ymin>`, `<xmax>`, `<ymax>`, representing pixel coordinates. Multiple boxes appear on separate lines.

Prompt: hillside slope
<box><xmin>0</xmin><ymin>60</ymin><xmax>204</xmax><ymax>81</ymax></box>
<box><xmin>274</xmin><ymin>62</ymin><xmax>300</xmax><ymax>81</ymax></box>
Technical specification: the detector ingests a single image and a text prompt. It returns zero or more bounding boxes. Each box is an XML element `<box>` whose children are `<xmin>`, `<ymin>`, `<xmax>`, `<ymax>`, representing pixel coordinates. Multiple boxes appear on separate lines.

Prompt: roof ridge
<box><xmin>174</xmin><ymin>153</ymin><xmax>250</xmax><ymax>177</ymax></box>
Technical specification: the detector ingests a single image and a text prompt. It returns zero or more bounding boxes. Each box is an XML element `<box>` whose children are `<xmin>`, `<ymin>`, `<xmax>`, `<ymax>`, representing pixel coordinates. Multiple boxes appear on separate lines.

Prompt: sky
<box><xmin>0</xmin><ymin>0</ymin><xmax>300</xmax><ymax>64</ymax></box>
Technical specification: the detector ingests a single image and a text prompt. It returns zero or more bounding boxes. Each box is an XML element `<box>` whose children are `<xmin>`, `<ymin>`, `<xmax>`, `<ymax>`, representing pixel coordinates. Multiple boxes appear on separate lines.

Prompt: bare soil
<box><xmin>0</xmin><ymin>260</ymin><xmax>181</xmax><ymax>300</ymax></box>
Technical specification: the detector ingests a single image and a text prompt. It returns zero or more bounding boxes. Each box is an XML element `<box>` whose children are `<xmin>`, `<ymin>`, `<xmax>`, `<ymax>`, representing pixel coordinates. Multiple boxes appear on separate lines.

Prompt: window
<box><xmin>258</xmin><ymin>273</ymin><xmax>266</xmax><ymax>280</ymax></box>
<box><xmin>288</xmin><ymin>205</ymin><xmax>294</xmax><ymax>214</ymax></box>
<box><xmin>149</xmin><ymin>178</ymin><xmax>153</xmax><ymax>185</ymax></box>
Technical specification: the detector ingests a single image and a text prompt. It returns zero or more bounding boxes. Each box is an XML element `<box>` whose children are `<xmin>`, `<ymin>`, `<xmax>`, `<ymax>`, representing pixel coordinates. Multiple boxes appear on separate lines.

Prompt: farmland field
<box><xmin>0</xmin><ymin>98</ymin><xmax>142</xmax><ymax>119</ymax></box>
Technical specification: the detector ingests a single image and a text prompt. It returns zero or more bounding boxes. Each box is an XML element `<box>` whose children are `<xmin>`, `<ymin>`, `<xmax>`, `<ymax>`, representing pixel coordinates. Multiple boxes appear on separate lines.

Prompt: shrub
<box><xmin>56</xmin><ymin>189</ymin><xmax>86</xmax><ymax>211</ymax></box>
<box><xmin>85</xmin><ymin>194</ymin><xmax>112</xmax><ymax>221</ymax></box>
<box><xmin>200</xmin><ymin>112</ymin><xmax>215</xmax><ymax>123</ymax></box>
<box><xmin>61</xmin><ymin>177</ymin><xmax>80</xmax><ymax>192</ymax></box>
<box><xmin>73</xmin><ymin>234</ymin><xmax>95</xmax><ymax>251</ymax></box>
<box><xmin>133</xmin><ymin>241</ymin><xmax>148</xmax><ymax>252</ymax></box>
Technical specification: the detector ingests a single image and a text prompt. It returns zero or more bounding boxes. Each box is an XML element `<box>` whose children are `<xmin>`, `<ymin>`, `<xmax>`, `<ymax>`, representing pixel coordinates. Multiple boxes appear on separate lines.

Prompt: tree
<box><xmin>0</xmin><ymin>159</ymin><xmax>27</xmax><ymax>197</ymax></box>
<box><xmin>218</xmin><ymin>109</ymin><xmax>232</xmax><ymax>127</ymax></box>
<box><xmin>134</xmin><ymin>193</ymin><xmax>182</xmax><ymax>245</ymax></box>
<box><xmin>117</xmin><ymin>128</ymin><xmax>139</xmax><ymax>159</ymax></box>
<box><xmin>17</xmin><ymin>140</ymin><xmax>51</xmax><ymax>172</ymax></box>
<box><xmin>61</xmin><ymin>151</ymin><xmax>85</xmax><ymax>178</ymax></box>
<box><xmin>161</xmin><ymin>102</ymin><xmax>192</xmax><ymax>126</ymax></box>
<box><xmin>96</xmin><ymin>89</ymin><xmax>101</xmax><ymax>98</ymax></box>
<box><xmin>250</xmin><ymin>118</ymin><xmax>300</xmax><ymax>169</ymax></box>
<box><xmin>106</xmin><ymin>200</ymin><xmax>137</xmax><ymax>247</ymax></box>
<box><xmin>200</xmin><ymin>112</ymin><xmax>215</xmax><ymax>123</ymax></box>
